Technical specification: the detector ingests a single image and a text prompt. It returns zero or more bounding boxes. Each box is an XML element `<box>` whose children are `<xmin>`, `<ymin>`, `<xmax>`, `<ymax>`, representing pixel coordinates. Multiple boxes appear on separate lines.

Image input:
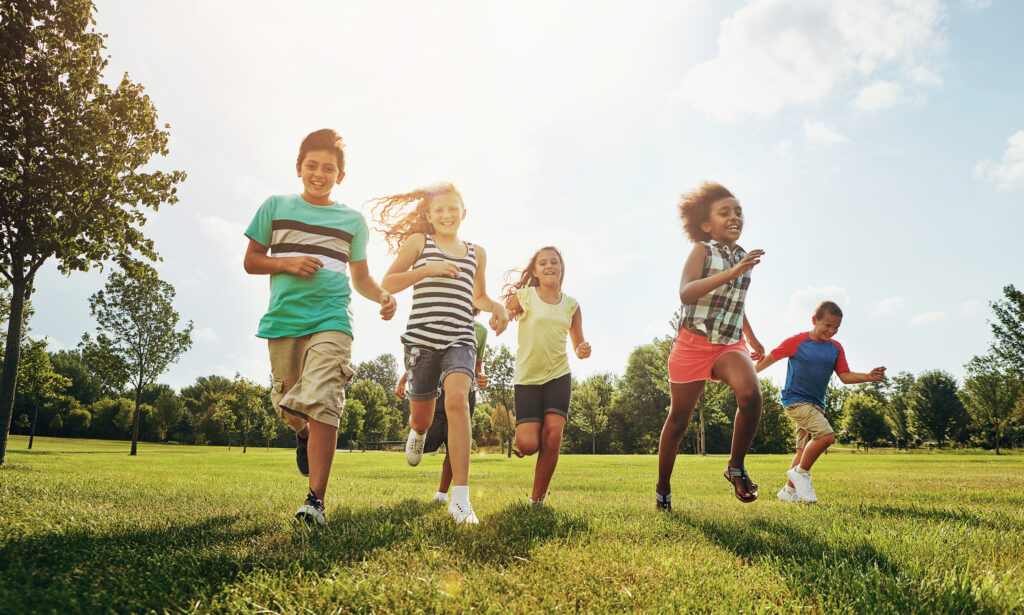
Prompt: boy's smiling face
<box><xmin>810</xmin><ymin>313</ymin><xmax>842</xmax><ymax>342</ymax></box>
<box><xmin>297</xmin><ymin>149</ymin><xmax>344</xmax><ymax>206</ymax></box>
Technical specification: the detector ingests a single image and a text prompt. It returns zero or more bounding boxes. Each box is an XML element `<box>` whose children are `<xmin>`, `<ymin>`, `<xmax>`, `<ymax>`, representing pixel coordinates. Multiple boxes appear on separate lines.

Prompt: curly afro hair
<box><xmin>677</xmin><ymin>182</ymin><xmax>735</xmax><ymax>243</ymax></box>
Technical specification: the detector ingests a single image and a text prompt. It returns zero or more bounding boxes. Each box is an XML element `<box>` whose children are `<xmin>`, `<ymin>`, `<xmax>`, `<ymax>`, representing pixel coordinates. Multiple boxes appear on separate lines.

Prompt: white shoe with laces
<box><xmin>405</xmin><ymin>429</ymin><xmax>425</xmax><ymax>466</ymax></box>
<box><xmin>786</xmin><ymin>468</ymin><xmax>818</xmax><ymax>503</ymax></box>
<box><xmin>433</xmin><ymin>491</ymin><xmax>449</xmax><ymax>504</ymax></box>
<box><xmin>447</xmin><ymin>498</ymin><xmax>479</xmax><ymax>524</ymax></box>
<box><xmin>776</xmin><ymin>485</ymin><xmax>800</xmax><ymax>502</ymax></box>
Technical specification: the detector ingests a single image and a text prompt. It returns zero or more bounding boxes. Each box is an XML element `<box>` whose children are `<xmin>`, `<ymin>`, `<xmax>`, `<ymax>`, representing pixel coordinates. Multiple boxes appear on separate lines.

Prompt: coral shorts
<box><xmin>668</xmin><ymin>328</ymin><xmax>750</xmax><ymax>384</ymax></box>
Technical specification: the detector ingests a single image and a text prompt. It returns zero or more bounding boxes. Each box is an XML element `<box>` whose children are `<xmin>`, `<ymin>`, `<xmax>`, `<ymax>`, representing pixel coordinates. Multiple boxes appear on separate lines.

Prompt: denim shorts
<box><xmin>403</xmin><ymin>344</ymin><xmax>477</xmax><ymax>402</ymax></box>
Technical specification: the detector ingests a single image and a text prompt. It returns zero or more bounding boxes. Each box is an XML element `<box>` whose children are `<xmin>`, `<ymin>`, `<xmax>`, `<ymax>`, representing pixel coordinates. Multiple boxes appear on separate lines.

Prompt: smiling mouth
<box><xmin>727</xmin><ymin>224</ymin><xmax>740</xmax><ymax>231</ymax></box>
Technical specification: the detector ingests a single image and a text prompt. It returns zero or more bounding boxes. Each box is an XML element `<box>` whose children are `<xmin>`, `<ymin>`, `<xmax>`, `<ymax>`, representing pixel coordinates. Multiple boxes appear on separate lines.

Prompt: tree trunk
<box><xmin>592</xmin><ymin>433</ymin><xmax>596</xmax><ymax>455</ymax></box>
<box><xmin>0</xmin><ymin>279</ymin><xmax>29</xmax><ymax>467</ymax></box>
<box><xmin>28</xmin><ymin>399</ymin><xmax>39</xmax><ymax>446</ymax></box>
<box><xmin>698</xmin><ymin>407</ymin><xmax>706</xmax><ymax>456</ymax></box>
<box><xmin>243</xmin><ymin>417</ymin><xmax>248</xmax><ymax>453</ymax></box>
<box><xmin>995</xmin><ymin>430</ymin><xmax>1000</xmax><ymax>455</ymax></box>
<box><xmin>130</xmin><ymin>387</ymin><xmax>142</xmax><ymax>456</ymax></box>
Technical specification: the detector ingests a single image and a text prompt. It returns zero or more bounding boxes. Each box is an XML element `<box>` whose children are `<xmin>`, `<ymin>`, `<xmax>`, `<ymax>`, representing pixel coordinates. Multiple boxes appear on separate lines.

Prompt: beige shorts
<box><xmin>268</xmin><ymin>330</ymin><xmax>355</xmax><ymax>431</ymax></box>
<box><xmin>785</xmin><ymin>402</ymin><xmax>834</xmax><ymax>450</ymax></box>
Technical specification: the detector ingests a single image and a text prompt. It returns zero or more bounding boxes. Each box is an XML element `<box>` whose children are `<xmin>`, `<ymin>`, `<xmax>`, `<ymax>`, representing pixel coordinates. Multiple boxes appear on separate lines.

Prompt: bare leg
<box><xmin>307</xmin><ymin>417</ymin><xmax>337</xmax><ymax>501</ymax></box>
<box><xmin>409</xmin><ymin>398</ymin><xmax>437</xmax><ymax>435</ymax></box>
<box><xmin>442</xmin><ymin>373</ymin><xmax>473</xmax><ymax>486</ymax></box>
<box><xmin>710</xmin><ymin>351</ymin><xmax>762</xmax><ymax>470</ymax></box>
<box><xmin>786</xmin><ymin>448</ymin><xmax>803</xmax><ymax>488</ymax></box>
<box><xmin>656</xmin><ymin>381</ymin><xmax>706</xmax><ymax>496</ymax></box>
<box><xmin>798</xmin><ymin>434</ymin><xmax>834</xmax><ymax>472</ymax></box>
<box><xmin>531</xmin><ymin>414</ymin><xmax>567</xmax><ymax>500</ymax></box>
<box><xmin>514</xmin><ymin>422</ymin><xmax>542</xmax><ymax>457</ymax></box>
<box><xmin>438</xmin><ymin>453</ymin><xmax>453</xmax><ymax>493</ymax></box>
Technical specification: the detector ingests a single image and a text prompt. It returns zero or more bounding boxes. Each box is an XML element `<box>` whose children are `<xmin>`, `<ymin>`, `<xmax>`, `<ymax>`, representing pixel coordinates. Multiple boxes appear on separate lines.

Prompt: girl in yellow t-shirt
<box><xmin>502</xmin><ymin>246</ymin><xmax>591</xmax><ymax>504</ymax></box>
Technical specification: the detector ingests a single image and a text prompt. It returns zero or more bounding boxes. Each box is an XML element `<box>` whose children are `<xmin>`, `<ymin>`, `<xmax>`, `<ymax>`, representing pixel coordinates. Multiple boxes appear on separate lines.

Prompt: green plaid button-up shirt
<box><xmin>679</xmin><ymin>240</ymin><xmax>751</xmax><ymax>345</ymax></box>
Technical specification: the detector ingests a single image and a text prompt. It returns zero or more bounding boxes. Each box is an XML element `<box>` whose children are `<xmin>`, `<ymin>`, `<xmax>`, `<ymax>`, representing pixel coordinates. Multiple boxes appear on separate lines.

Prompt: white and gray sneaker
<box><xmin>776</xmin><ymin>485</ymin><xmax>800</xmax><ymax>503</ymax></box>
<box><xmin>405</xmin><ymin>429</ymin><xmax>425</xmax><ymax>466</ymax></box>
<box><xmin>447</xmin><ymin>498</ymin><xmax>479</xmax><ymax>524</ymax></box>
<box><xmin>528</xmin><ymin>495</ymin><xmax>546</xmax><ymax>506</ymax></box>
<box><xmin>294</xmin><ymin>492</ymin><xmax>326</xmax><ymax>526</ymax></box>
<box><xmin>786</xmin><ymin>468</ymin><xmax>818</xmax><ymax>503</ymax></box>
<box><xmin>433</xmin><ymin>491</ymin><xmax>450</xmax><ymax>504</ymax></box>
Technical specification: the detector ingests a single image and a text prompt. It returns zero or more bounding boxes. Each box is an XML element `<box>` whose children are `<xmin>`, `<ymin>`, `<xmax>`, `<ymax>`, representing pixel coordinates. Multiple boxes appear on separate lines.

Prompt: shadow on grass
<box><xmin>675</xmin><ymin>512</ymin><xmax>1005</xmax><ymax>615</ymax></box>
<box><xmin>0</xmin><ymin>498</ymin><xmax>591</xmax><ymax>613</ymax></box>
<box><xmin>838</xmin><ymin>502</ymin><xmax>1024</xmax><ymax>532</ymax></box>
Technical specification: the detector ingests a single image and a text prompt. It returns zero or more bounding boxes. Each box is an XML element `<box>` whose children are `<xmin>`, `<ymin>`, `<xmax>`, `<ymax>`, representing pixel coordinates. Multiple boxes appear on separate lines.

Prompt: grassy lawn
<box><xmin>1</xmin><ymin>436</ymin><xmax>1022</xmax><ymax>614</ymax></box>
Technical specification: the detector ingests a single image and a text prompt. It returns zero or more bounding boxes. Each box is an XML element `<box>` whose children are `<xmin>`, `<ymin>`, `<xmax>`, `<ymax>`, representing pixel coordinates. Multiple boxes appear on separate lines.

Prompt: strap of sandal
<box><xmin>656</xmin><ymin>491</ymin><xmax>672</xmax><ymax>504</ymax></box>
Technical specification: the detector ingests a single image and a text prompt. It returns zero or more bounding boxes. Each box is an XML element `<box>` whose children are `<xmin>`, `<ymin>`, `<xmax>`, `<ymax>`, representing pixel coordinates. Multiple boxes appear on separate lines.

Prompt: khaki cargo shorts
<box><xmin>268</xmin><ymin>330</ymin><xmax>355</xmax><ymax>431</ymax></box>
<box><xmin>784</xmin><ymin>401</ymin><xmax>834</xmax><ymax>450</ymax></box>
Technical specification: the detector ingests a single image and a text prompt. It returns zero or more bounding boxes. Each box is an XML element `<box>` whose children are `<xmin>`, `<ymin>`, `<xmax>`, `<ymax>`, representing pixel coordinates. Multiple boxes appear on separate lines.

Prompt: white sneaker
<box><xmin>294</xmin><ymin>492</ymin><xmax>326</xmax><ymax>526</ymax></box>
<box><xmin>776</xmin><ymin>486</ymin><xmax>800</xmax><ymax>503</ymax></box>
<box><xmin>405</xmin><ymin>429</ymin><xmax>425</xmax><ymax>466</ymax></box>
<box><xmin>786</xmin><ymin>468</ymin><xmax>818</xmax><ymax>503</ymax></box>
<box><xmin>447</xmin><ymin>499</ymin><xmax>479</xmax><ymax>524</ymax></box>
<box><xmin>433</xmin><ymin>491</ymin><xmax>449</xmax><ymax>504</ymax></box>
<box><xmin>528</xmin><ymin>495</ymin><xmax>546</xmax><ymax>506</ymax></box>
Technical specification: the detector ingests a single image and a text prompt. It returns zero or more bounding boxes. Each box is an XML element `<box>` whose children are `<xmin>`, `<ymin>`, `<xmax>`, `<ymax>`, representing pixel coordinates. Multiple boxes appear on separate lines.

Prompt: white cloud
<box><xmin>673</xmin><ymin>0</ymin><xmax>945</xmax><ymax>120</ymax></box>
<box><xmin>201</xmin><ymin>216</ymin><xmax>245</xmax><ymax>252</ymax></box>
<box><xmin>958</xmin><ymin>300</ymin><xmax>982</xmax><ymax>315</ymax></box>
<box><xmin>962</xmin><ymin>0</ymin><xmax>993</xmax><ymax>10</ymax></box>
<box><xmin>192</xmin><ymin>327</ymin><xmax>219</xmax><ymax>343</ymax></box>
<box><xmin>974</xmin><ymin>130</ymin><xmax>1024</xmax><ymax>190</ymax></box>
<box><xmin>773</xmin><ymin>139</ymin><xmax>794</xmax><ymax>157</ymax></box>
<box><xmin>802</xmin><ymin>120</ymin><xmax>850</xmax><ymax>145</ymax></box>
<box><xmin>852</xmin><ymin>80</ymin><xmax>904</xmax><ymax>111</ymax></box>
<box><xmin>37</xmin><ymin>335</ymin><xmax>65</xmax><ymax>351</ymax></box>
<box><xmin>873</xmin><ymin>296</ymin><xmax>905</xmax><ymax>314</ymax></box>
<box><xmin>911</xmin><ymin>311</ymin><xmax>948</xmax><ymax>325</ymax></box>
<box><xmin>786</xmin><ymin>286</ymin><xmax>850</xmax><ymax>327</ymax></box>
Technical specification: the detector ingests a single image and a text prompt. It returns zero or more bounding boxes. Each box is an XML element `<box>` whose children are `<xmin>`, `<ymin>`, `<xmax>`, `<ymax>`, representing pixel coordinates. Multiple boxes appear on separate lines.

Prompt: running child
<box><xmin>755</xmin><ymin>301</ymin><xmax>886</xmax><ymax>503</ymax></box>
<box><xmin>370</xmin><ymin>182</ymin><xmax>508</xmax><ymax>524</ymax></box>
<box><xmin>503</xmin><ymin>246</ymin><xmax>591</xmax><ymax>505</ymax></box>
<box><xmin>656</xmin><ymin>182</ymin><xmax>766</xmax><ymax>509</ymax></box>
<box><xmin>243</xmin><ymin>129</ymin><xmax>396</xmax><ymax>525</ymax></box>
<box><xmin>395</xmin><ymin>311</ymin><xmax>489</xmax><ymax>504</ymax></box>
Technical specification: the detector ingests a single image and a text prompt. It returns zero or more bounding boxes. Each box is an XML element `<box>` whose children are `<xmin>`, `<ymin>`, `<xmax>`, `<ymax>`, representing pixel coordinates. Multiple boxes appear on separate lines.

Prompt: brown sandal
<box><xmin>723</xmin><ymin>467</ymin><xmax>758</xmax><ymax>503</ymax></box>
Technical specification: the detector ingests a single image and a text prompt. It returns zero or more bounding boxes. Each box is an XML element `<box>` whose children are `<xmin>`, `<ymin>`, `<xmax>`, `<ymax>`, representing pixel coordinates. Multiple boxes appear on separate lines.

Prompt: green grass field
<box><xmin>1</xmin><ymin>436</ymin><xmax>1022</xmax><ymax>614</ymax></box>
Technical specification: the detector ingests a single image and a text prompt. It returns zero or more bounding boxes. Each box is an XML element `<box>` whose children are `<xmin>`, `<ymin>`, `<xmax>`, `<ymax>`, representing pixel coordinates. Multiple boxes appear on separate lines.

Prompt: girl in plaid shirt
<box><xmin>655</xmin><ymin>182</ymin><xmax>766</xmax><ymax>509</ymax></box>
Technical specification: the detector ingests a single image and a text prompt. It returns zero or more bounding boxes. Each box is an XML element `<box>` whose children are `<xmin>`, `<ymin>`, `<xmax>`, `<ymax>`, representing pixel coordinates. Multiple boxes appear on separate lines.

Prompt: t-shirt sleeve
<box><xmin>349</xmin><ymin>211</ymin><xmax>369</xmax><ymax>262</ymax></box>
<box><xmin>474</xmin><ymin>322</ymin><xmax>488</xmax><ymax>360</ymax></box>
<box><xmin>770</xmin><ymin>333</ymin><xmax>804</xmax><ymax>360</ymax></box>
<box><xmin>244</xmin><ymin>197</ymin><xmax>275</xmax><ymax>247</ymax></box>
<box><xmin>565</xmin><ymin>295</ymin><xmax>579</xmax><ymax>320</ymax></box>
<box><xmin>515</xmin><ymin>287</ymin><xmax>532</xmax><ymax>320</ymax></box>
<box><xmin>832</xmin><ymin>340</ymin><xmax>851</xmax><ymax>374</ymax></box>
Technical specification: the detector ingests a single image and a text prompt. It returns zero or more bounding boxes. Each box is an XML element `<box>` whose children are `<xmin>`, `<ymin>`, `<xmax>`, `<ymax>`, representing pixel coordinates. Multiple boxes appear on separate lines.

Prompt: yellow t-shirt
<box><xmin>513</xmin><ymin>287</ymin><xmax>579</xmax><ymax>385</ymax></box>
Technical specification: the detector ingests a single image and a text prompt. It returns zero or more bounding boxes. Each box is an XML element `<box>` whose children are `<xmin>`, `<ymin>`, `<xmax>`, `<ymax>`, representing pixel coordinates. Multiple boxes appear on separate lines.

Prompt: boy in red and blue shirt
<box><xmin>755</xmin><ymin>301</ymin><xmax>885</xmax><ymax>503</ymax></box>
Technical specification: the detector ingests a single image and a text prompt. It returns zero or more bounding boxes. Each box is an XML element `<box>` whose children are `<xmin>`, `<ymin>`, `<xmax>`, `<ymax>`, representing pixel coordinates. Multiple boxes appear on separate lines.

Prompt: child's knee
<box><xmin>820</xmin><ymin>433</ymin><xmax>835</xmax><ymax>446</ymax></box>
<box><xmin>541</xmin><ymin>428</ymin><xmax>564</xmax><ymax>451</ymax></box>
<box><xmin>515</xmin><ymin>431</ymin><xmax>540</xmax><ymax>456</ymax></box>
<box><xmin>736</xmin><ymin>385</ymin><xmax>761</xmax><ymax>409</ymax></box>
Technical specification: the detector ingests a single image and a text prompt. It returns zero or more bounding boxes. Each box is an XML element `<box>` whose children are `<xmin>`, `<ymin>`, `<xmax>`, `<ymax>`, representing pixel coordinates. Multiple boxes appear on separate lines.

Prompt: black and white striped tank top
<box><xmin>400</xmin><ymin>234</ymin><xmax>478</xmax><ymax>350</ymax></box>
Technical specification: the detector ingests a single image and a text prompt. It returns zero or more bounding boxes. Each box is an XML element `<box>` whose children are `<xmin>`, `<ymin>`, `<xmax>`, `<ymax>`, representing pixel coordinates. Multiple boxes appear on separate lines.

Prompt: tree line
<box><xmin>6</xmin><ymin>285</ymin><xmax>1023</xmax><ymax>455</ymax></box>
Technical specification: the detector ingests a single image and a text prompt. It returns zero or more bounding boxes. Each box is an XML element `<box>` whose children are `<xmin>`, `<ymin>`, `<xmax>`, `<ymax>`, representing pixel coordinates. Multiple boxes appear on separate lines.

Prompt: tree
<box><xmin>843</xmin><ymin>395</ymin><xmax>890</xmax><ymax>451</ymax></box>
<box><xmin>911</xmin><ymin>371</ymin><xmax>968</xmax><ymax>447</ymax></box>
<box><xmin>353</xmin><ymin>353</ymin><xmax>400</xmax><ymax>394</ymax></box>
<box><xmin>337</xmin><ymin>397</ymin><xmax>365</xmax><ymax>449</ymax></box>
<box><xmin>180</xmin><ymin>375</ymin><xmax>233</xmax><ymax>445</ymax></box>
<box><xmin>80</xmin><ymin>264</ymin><xmax>193</xmax><ymax>455</ymax></box>
<box><xmin>608</xmin><ymin>339</ymin><xmax>672</xmax><ymax>453</ymax></box>
<box><xmin>491</xmin><ymin>403</ymin><xmax>515</xmax><ymax>456</ymax></box>
<box><xmin>751</xmin><ymin>379</ymin><xmax>792</xmax><ymax>454</ymax></box>
<box><xmin>349</xmin><ymin>379</ymin><xmax>394</xmax><ymax>443</ymax></box>
<box><xmin>231</xmin><ymin>374</ymin><xmax>267</xmax><ymax>453</ymax></box>
<box><xmin>16</xmin><ymin>339</ymin><xmax>70</xmax><ymax>448</ymax></box>
<box><xmin>482</xmin><ymin>344</ymin><xmax>515</xmax><ymax>456</ymax></box>
<box><xmin>883</xmin><ymin>371</ymin><xmax>916</xmax><ymax>449</ymax></box>
<box><xmin>990</xmin><ymin>285</ymin><xmax>1024</xmax><ymax>377</ymax></box>
<box><xmin>0</xmin><ymin>0</ymin><xmax>186</xmax><ymax>465</ymax></box>
<box><xmin>961</xmin><ymin>355</ymin><xmax>1022</xmax><ymax>455</ymax></box>
<box><xmin>49</xmin><ymin>350</ymin><xmax>103</xmax><ymax>405</ymax></box>
<box><xmin>570</xmin><ymin>379</ymin><xmax>609</xmax><ymax>454</ymax></box>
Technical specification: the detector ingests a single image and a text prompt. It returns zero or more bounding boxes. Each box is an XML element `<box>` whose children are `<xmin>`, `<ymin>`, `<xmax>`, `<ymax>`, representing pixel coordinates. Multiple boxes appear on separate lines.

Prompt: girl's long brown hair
<box><xmin>500</xmin><ymin>246</ymin><xmax>565</xmax><ymax>321</ymax></box>
<box><xmin>367</xmin><ymin>182</ymin><xmax>463</xmax><ymax>254</ymax></box>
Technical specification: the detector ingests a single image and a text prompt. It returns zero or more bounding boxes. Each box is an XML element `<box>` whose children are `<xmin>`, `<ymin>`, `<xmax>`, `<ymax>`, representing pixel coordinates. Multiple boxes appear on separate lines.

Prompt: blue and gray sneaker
<box><xmin>294</xmin><ymin>491</ymin><xmax>325</xmax><ymax>526</ymax></box>
<box><xmin>296</xmin><ymin>434</ymin><xmax>309</xmax><ymax>477</ymax></box>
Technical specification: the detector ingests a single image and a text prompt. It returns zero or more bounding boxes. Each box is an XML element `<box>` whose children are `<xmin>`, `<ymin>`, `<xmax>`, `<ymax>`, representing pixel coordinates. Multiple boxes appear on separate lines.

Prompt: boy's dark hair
<box><xmin>677</xmin><ymin>181</ymin><xmax>735</xmax><ymax>243</ymax></box>
<box><xmin>814</xmin><ymin>301</ymin><xmax>843</xmax><ymax>319</ymax></box>
<box><xmin>297</xmin><ymin>129</ymin><xmax>346</xmax><ymax>172</ymax></box>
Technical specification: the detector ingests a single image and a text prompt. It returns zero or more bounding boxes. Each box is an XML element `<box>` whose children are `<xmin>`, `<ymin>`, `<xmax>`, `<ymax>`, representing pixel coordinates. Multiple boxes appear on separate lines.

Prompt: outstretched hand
<box><xmin>730</xmin><ymin>249</ymin><xmax>764</xmax><ymax>279</ymax></box>
<box><xmin>490</xmin><ymin>305</ymin><xmax>509</xmax><ymax>336</ymax></box>
<box><xmin>868</xmin><ymin>366</ymin><xmax>887</xmax><ymax>381</ymax></box>
<box><xmin>379</xmin><ymin>292</ymin><xmax>397</xmax><ymax>320</ymax></box>
<box><xmin>748</xmin><ymin>339</ymin><xmax>765</xmax><ymax>362</ymax></box>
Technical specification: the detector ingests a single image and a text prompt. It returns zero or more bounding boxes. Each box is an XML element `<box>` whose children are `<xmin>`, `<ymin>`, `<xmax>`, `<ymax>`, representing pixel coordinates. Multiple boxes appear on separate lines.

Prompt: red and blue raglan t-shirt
<box><xmin>770</xmin><ymin>332</ymin><xmax>850</xmax><ymax>408</ymax></box>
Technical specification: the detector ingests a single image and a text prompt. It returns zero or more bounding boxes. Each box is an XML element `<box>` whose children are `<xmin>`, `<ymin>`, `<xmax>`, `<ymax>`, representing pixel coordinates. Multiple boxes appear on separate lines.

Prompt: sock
<box><xmin>796</xmin><ymin>466</ymin><xmax>810</xmax><ymax>474</ymax></box>
<box><xmin>434</xmin><ymin>491</ymin><xmax>448</xmax><ymax>499</ymax></box>
<box><xmin>452</xmin><ymin>485</ymin><xmax>469</xmax><ymax>503</ymax></box>
<box><xmin>783</xmin><ymin>485</ymin><xmax>796</xmax><ymax>493</ymax></box>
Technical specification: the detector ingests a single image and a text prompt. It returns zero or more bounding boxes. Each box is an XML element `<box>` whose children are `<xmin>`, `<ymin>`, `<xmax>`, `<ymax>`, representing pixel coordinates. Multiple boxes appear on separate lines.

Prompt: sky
<box><xmin>27</xmin><ymin>0</ymin><xmax>1024</xmax><ymax>391</ymax></box>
